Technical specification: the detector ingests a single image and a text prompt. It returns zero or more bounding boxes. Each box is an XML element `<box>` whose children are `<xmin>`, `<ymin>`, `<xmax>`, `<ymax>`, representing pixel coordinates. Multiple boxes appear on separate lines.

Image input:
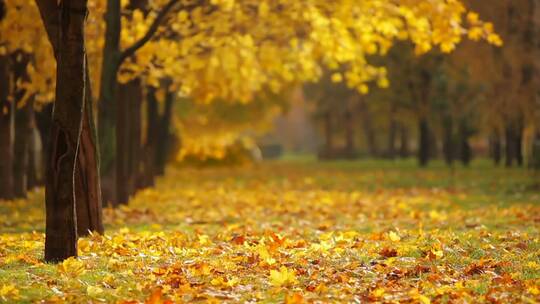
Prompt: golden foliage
<box><xmin>1</xmin><ymin>0</ymin><xmax>502</xmax><ymax>106</ymax></box>
<box><xmin>0</xmin><ymin>162</ymin><xmax>539</xmax><ymax>302</ymax></box>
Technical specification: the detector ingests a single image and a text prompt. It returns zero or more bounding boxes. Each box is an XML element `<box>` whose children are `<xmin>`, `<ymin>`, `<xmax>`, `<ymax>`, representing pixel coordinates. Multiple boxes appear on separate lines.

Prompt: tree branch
<box><xmin>117</xmin><ymin>0</ymin><xmax>180</xmax><ymax>66</ymax></box>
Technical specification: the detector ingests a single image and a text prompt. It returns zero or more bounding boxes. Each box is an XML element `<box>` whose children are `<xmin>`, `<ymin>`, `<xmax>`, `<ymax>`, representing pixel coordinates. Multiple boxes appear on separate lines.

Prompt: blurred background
<box><xmin>245</xmin><ymin>1</ymin><xmax>540</xmax><ymax>168</ymax></box>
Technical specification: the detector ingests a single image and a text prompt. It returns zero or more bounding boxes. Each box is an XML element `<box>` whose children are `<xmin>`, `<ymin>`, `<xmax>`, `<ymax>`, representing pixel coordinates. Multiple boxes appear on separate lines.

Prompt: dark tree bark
<box><xmin>140</xmin><ymin>84</ymin><xmax>175</xmax><ymax>184</ymax></box>
<box><xmin>323</xmin><ymin>111</ymin><xmax>333</xmax><ymax>156</ymax></box>
<box><xmin>413</xmin><ymin>68</ymin><xmax>433</xmax><ymax>167</ymax></box>
<box><xmin>27</xmin><ymin>109</ymin><xmax>39</xmax><ymax>190</ymax></box>
<box><xmin>13</xmin><ymin>102</ymin><xmax>32</xmax><ymax>197</ymax></box>
<box><xmin>35</xmin><ymin>103</ymin><xmax>53</xmax><ymax>185</ymax></box>
<box><xmin>458</xmin><ymin>121</ymin><xmax>472</xmax><ymax>166</ymax></box>
<box><xmin>399</xmin><ymin>125</ymin><xmax>409</xmax><ymax>158</ymax></box>
<box><xmin>142</xmin><ymin>86</ymin><xmax>159</xmax><ymax>187</ymax></box>
<box><xmin>344</xmin><ymin>109</ymin><xmax>355</xmax><ymax>158</ymax></box>
<box><xmin>12</xmin><ymin>52</ymin><xmax>33</xmax><ymax>198</ymax></box>
<box><xmin>116</xmin><ymin>78</ymin><xmax>143</xmax><ymax>205</ymax></box>
<box><xmin>36</xmin><ymin>0</ymin><xmax>103</xmax><ymax>249</ymax></box>
<box><xmin>358</xmin><ymin>98</ymin><xmax>378</xmax><ymax>157</ymax></box>
<box><xmin>75</xmin><ymin>69</ymin><xmax>103</xmax><ymax>236</ymax></box>
<box><xmin>98</xmin><ymin>0</ymin><xmax>122</xmax><ymax>205</ymax></box>
<box><xmin>0</xmin><ymin>55</ymin><xmax>14</xmax><ymax>200</ymax></box>
<box><xmin>125</xmin><ymin>0</ymin><xmax>149</xmax><ymax>194</ymax></box>
<box><xmin>116</xmin><ymin>81</ymin><xmax>129</xmax><ymax>205</ymax></box>
<box><xmin>37</xmin><ymin>0</ymin><xmax>88</xmax><ymax>262</ymax></box>
<box><xmin>532</xmin><ymin>132</ymin><xmax>540</xmax><ymax>170</ymax></box>
<box><xmin>515</xmin><ymin>119</ymin><xmax>524</xmax><ymax>167</ymax></box>
<box><xmin>387</xmin><ymin>119</ymin><xmax>397</xmax><ymax>159</ymax></box>
<box><xmin>442</xmin><ymin>117</ymin><xmax>455</xmax><ymax>166</ymax></box>
<box><xmin>418</xmin><ymin>118</ymin><xmax>430</xmax><ymax>167</ymax></box>
<box><xmin>490</xmin><ymin>132</ymin><xmax>502</xmax><ymax>166</ymax></box>
<box><xmin>129</xmin><ymin>81</ymin><xmax>143</xmax><ymax>192</ymax></box>
<box><xmin>155</xmin><ymin>89</ymin><xmax>174</xmax><ymax>175</ymax></box>
<box><xmin>505</xmin><ymin>123</ymin><xmax>517</xmax><ymax>167</ymax></box>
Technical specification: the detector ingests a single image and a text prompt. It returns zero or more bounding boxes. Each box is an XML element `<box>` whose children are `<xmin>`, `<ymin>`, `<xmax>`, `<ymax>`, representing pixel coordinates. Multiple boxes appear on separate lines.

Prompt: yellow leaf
<box><xmin>86</xmin><ymin>285</ymin><xmax>104</xmax><ymax>298</ymax></box>
<box><xmin>431</xmin><ymin>249</ymin><xmax>444</xmax><ymax>259</ymax></box>
<box><xmin>58</xmin><ymin>257</ymin><xmax>86</xmax><ymax>277</ymax></box>
<box><xmin>269</xmin><ymin>266</ymin><xmax>298</xmax><ymax>287</ymax></box>
<box><xmin>371</xmin><ymin>287</ymin><xmax>385</xmax><ymax>298</ymax></box>
<box><xmin>0</xmin><ymin>284</ymin><xmax>19</xmax><ymax>299</ymax></box>
<box><xmin>388</xmin><ymin>231</ymin><xmax>401</xmax><ymax>242</ymax></box>
<box><xmin>419</xmin><ymin>295</ymin><xmax>431</xmax><ymax>304</ymax></box>
<box><xmin>257</xmin><ymin>246</ymin><xmax>276</xmax><ymax>265</ymax></box>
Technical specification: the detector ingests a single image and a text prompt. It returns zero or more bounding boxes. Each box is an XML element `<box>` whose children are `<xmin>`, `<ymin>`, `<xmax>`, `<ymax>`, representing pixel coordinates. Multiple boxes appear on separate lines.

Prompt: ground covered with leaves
<box><xmin>1</xmin><ymin>160</ymin><xmax>539</xmax><ymax>303</ymax></box>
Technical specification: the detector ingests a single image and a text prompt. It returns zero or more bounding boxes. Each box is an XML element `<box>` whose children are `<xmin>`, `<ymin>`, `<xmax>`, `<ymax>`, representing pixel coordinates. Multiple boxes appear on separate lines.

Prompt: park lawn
<box><xmin>0</xmin><ymin>159</ymin><xmax>539</xmax><ymax>303</ymax></box>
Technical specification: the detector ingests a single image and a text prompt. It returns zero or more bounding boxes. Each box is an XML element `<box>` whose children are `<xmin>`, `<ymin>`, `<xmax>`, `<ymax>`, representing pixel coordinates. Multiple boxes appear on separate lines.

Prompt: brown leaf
<box><xmin>379</xmin><ymin>247</ymin><xmax>398</xmax><ymax>258</ymax></box>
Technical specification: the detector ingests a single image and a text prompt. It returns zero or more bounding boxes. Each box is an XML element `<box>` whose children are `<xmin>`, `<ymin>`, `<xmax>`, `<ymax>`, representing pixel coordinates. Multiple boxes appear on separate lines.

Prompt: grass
<box><xmin>0</xmin><ymin>159</ymin><xmax>539</xmax><ymax>303</ymax></box>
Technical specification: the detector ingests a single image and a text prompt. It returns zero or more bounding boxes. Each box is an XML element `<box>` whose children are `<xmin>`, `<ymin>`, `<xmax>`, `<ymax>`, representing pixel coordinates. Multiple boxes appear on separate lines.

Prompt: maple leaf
<box><xmin>388</xmin><ymin>231</ymin><xmax>401</xmax><ymax>242</ymax></box>
<box><xmin>57</xmin><ymin>257</ymin><xmax>86</xmax><ymax>277</ymax></box>
<box><xmin>257</xmin><ymin>246</ymin><xmax>276</xmax><ymax>265</ymax></box>
<box><xmin>86</xmin><ymin>285</ymin><xmax>104</xmax><ymax>298</ymax></box>
<box><xmin>269</xmin><ymin>266</ymin><xmax>298</xmax><ymax>287</ymax></box>
<box><xmin>0</xmin><ymin>284</ymin><xmax>19</xmax><ymax>300</ymax></box>
<box><xmin>285</xmin><ymin>293</ymin><xmax>304</xmax><ymax>304</ymax></box>
<box><xmin>380</xmin><ymin>247</ymin><xmax>398</xmax><ymax>258</ymax></box>
<box><xmin>144</xmin><ymin>288</ymin><xmax>173</xmax><ymax>304</ymax></box>
<box><xmin>370</xmin><ymin>287</ymin><xmax>385</xmax><ymax>298</ymax></box>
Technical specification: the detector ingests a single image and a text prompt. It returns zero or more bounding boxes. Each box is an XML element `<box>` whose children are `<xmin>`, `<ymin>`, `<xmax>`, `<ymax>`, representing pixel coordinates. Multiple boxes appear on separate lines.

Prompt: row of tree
<box><xmin>0</xmin><ymin>0</ymin><xmax>509</xmax><ymax>262</ymax></box>
<box><xmin>308</xmin><ymin>0</ymin><xmax>540</xmax><ymax>168</ymax></box>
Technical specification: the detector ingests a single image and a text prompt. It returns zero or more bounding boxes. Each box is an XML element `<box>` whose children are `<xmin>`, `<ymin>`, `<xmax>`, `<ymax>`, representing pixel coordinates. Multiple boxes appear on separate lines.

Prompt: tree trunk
<box><xmin>0</xmin><ymin>55</ymin><xmax>14</xmax><ymax>200</ymax></box>
<box><xmin>442</xmin><ymin>117</ymin><xmax>454</xmax><ymax>166</ymax></box>
<box><xmin>116</xmin><ymin>82</ymin><xmax>129</xmax><ymax>205</ymax></box>
<box><xmin>418</xmin><ymin>117</ymin><xmax>430</xmax><ymax>167</ymax></box>
<box><xmin>115</xmin><ymin>79</ymin><xmax>142</xmax><ymax>205</ymax></box>
<box><xmin>35</xmin><ymin>103</ymin><xmax>53</xmax><ymax>186</ymax></box>
<box><xmin>358</xmin><ymin>98</ymin><xmax>378</xmax><ymax>157</ymax></box>
<box><xmin>491</xmin><ymin>132</ymin><xmax>502</xmax><ymax>166</ymax></box>
<box><xmin>75</xmin><ymin>69</ymin><xmax>103</xmax><ymax>236</ymax></box>
<box><xmin>323</xmin><ymin>111</ymin><xmax>333</xmax><ymax>156</ymax></box>
<box><xmin>505</xmin><ymin>123</ymin><xmax>516</xmax><ymax>167</ymax></box>
<box><xmin>42</xmin><ymin>0</ymin><xmax>88</xmax><ymax>262</ymax></box>
<box><xmin>129</xmin><ymin>80</ymin><xmax>143</xmax><ymax>192</ymax></box>
<box><xmin>399</xmin><ymin>125</ymin><xmax>409</xmax><ymax>158</ymax></box>
<box><xmin>387</xmin><ymin>119</ymin><xmax>397</xmax><ymax>159</ymax></box>
<box><xmin>515</xmin><ymin>119</ymin><xmax>524</xmax><ymax>167</ymax></box>
<box><xmin>344</xmin><ymin>110</ymin><xmax>355</xmax><ymax>158</ymax></box>
<box><xmin>11</xmin><ymin>51</ymin><xmax>33</xmax><ymax>198</ymax></box>
<box><xmin>415</xmin><ymin>68</ymin><xmax>432</xmax><ymax>167</ymax></box>
<box><xmin>98</xmin><ymin>0</ymin><xmax>122</xmax><ymax>205</ymax></box>
<box><xmin>155</xmin><ymin>89</ymin><xmax>174</xmax><ymax>175</ymax></box>
<box><xmin>125</xmin><ymin>0</ymin><xmax>148</xmax><ymax>193</ymax></box>
<box><xmin>142</xmin><ymin>87</ymin><xmax>159</xmax><ymax>187</ymax></box>
<box><xmin>13</xmin><ymin>102</ymin><xmax>32</xmax><ymax>198</ymax></box>
<box><xmin>532</xmin><ymin>131</ymin><xmax>540</xmax><ymax>170</ymax></box>
<box><xmin>117</xmin><ymin>78</ymin><xmax>145</xmax><ymax>204</ymax></box>
<box><xmin>27</xmin><ymin>106</ymin><xmax>39</xmax><ymax>190</ymax></box>
<box><xmin>458</xmin><ymin>121</ymin><xmax>472</xmax><ymax>166</ymax></box>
